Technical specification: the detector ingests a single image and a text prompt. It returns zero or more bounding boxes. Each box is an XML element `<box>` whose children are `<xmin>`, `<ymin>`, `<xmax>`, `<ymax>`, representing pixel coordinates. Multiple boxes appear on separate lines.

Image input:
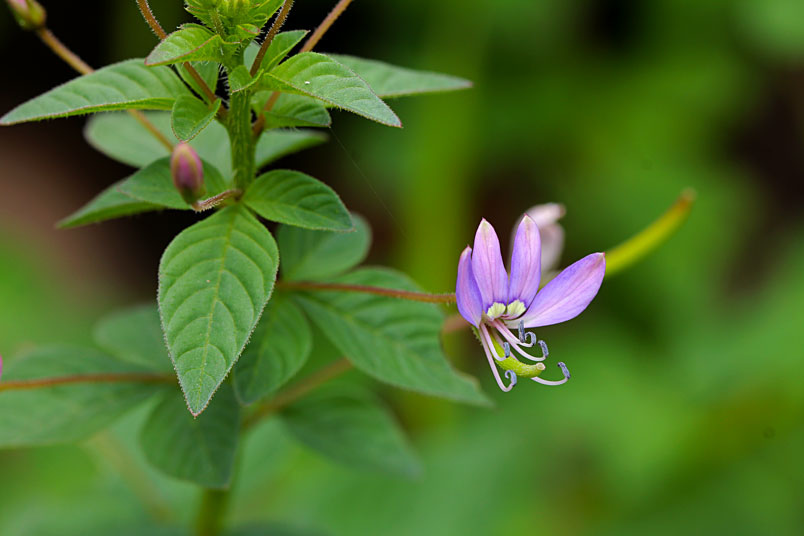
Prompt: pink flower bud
<box><xmin>6</xmin><ymin>0</ymin><xmax>46</xmax><ymax>31</ymax></box>
<box><xmin>170</xmin><ymin>143</ymin><xmax>205</xmax><ymax>205</ymax></box>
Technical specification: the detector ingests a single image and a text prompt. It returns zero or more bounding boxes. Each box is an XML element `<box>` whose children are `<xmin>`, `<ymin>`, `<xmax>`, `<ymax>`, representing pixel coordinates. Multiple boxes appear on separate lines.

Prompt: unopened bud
<box><xmin>170</xmin><ymin>143</ymin><xmax>205</xmax><ymax>205</ymax></box>
<box><xmin>6</xmin><ymin>0</ymin><xmax>46</xmax><ymax>31</ymax></box>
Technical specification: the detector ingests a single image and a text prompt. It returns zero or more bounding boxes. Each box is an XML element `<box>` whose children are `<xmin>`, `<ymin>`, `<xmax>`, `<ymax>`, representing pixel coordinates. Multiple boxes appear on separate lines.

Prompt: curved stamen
<box><xmin>504</xmin><ymin>369</ymin><xmax>517</xmax><ymax>388</ymax></box>
<box><xmin>530</xmin><ymin>362</ymin><xmax>570</xmax><ymax>386</ymax></box>
<box><xmin>478</xmin><ymin>325</ymin><xmax>516</xmax><ymax>392</ymax></box>
<box><xmin>492</xmin><ymin>321</ymin><xmax>546</xmax><ymax>362</ymax></box>
<box><xmin>518</xmin><ymin>320</ymin><xmax>538</xmax><ymax>346</ymax></box>
<box><xmin>538</xmin><ymin>340</ymin><xmax>549</xmax><ymax>358</ymax></box>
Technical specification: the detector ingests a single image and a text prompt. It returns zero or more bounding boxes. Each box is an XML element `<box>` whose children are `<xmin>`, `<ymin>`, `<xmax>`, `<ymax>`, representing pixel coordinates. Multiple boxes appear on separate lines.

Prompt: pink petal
<box><xmin>456</xmin><ymin>247</ymin><xmax>484</xmax><ymax>326</ymax></box>
<box><xmin>471</xmin><ymin>219</ymin><xmax>508</xmax><ymax>311</ymax></box>
<box><xmin>516</xmin><ymin>253</ymin><xmax>605</xmax><ymax>328</ymax></box>
<box><xmin>508</xmin><ymin>214</ymin><xmax>542</xmax><ymax>307</ymax></box>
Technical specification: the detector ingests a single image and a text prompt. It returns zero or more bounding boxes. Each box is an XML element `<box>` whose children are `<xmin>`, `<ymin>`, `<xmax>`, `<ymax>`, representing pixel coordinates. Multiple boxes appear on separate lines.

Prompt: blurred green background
<box><xmin>1</xmin><ymin>0</ymin><xmax>804</xmax><ymax>534</ymax></box>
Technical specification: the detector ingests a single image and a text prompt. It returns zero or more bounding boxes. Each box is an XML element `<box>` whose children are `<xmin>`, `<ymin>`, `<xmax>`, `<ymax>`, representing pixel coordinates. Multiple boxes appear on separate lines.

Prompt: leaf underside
<box><xmin>0</xmin><ymin>346</ymin><xmax>166</xmax><ymax>447</ymax></box>
<box><xmin>140</xmin><ymin>383</ymin><xmax>240</xmax><ymax>488</ymax></box>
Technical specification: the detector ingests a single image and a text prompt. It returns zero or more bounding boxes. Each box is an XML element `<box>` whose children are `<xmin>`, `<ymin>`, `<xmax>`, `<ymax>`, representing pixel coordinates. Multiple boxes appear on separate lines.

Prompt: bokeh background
<box><xmin>2</xmin><ymin>0</ymin><xmax>804</xmax><ymax>534</ymax></box>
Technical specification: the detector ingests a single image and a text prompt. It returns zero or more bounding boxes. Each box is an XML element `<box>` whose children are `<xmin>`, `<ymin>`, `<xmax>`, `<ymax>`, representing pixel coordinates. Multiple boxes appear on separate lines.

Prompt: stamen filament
<box><xmin>530</xmin><ymin>362</ymin><xmax>570</xmax><ymax>386</ymax></box>
<box><xmin>478</xmin><ymin>324</ymin><xmax>516</xmax><ymax>392</ymax></box>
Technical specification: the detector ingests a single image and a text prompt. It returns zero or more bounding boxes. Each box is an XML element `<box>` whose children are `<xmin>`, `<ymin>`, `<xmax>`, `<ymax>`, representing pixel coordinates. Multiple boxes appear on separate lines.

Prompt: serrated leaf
<box><xmin>260</xmin><ymin>52</ymin><xmax>401</xmax><ymax>127</ymax></box>
<box><xmin>116</xmin><ymin>156</ymin><xmax>228</xmax><ymax>209</ymax></box>
<box><xmin>233</xmin><ymin>296</ymin><xmax>311</xmax><ymax>404</ymax></box>
<box><xmin>255</xmin><ymin>129</ymin><xmax>327</xmax><ymax>168</ymax></box>
<box><xmin>278</xmin><ymin>214</ymin><xmax>371</xmax><ymax>281</ymax></box>
<box><xmin>140</xmin><ymin>383</ymin><xmax>239</xmax><ymax>488</ymax></box>
<box><xmin>171</xmin><ymin>95</ymin><xmax>221</xmax><ymax>141</ymax></box>
<box><xmin>158</xmin><ymin>205</ymin><xmax>279</xmax><ymax>415</ymax></box>
<box><xmin>243</xmin><ymin>169</ymin><xmax>352</xmax><ymax>231</ymax></box>
<box><xmin>281</xmin><ymin>388</ymin><xmax>421</xmax><ymax>476</ymax></box>
<box><xmin>58</xmin><ymin>180</ymin><xmax>160</xmax><ymax>228</ymax></box>
<box><xmin>259</xmin><ymin>93</ymin><xmax>332</xmax><ymax>129</ymax></box>
<box><xmin>146</xmin><ymin>24</ymin><xmax>236</xmax><ymax>66</ymax></box>
<box><xmin>294</xmin><ymin>268</ymin><xmax>489</xmax><ymax>405</ymax></box>
<box><xmin>85</xmin><ymin>111</ymin><xmax>233</xmax><ymax>176</ymax></box>
<box><xmin>179</xmin><ymin>61</ymin><xmax>220</xmax><ymax>102</ymax></box>
<box><xmin>258</xmin><ymin>30</ymin><xmax>308</xmax><ymax>73</ymax></box>
<box><xmin>0</xmin><ymin>59</ymin><xmax>189</xmax><ymax>125</ymax></box>
<box><xmin>0</xmin><ymin>346</ymin><xmax>167</xmax><ymax>447</ymax></box>
<box><xmin>326</xmin><ymin>54</ymin><xmax>472</xmax><ymax>98</ymax></box>
<box><xmin>93</xmin><ymin>304</ymin><xmax>171</xmax><ymax>372</ymax></box>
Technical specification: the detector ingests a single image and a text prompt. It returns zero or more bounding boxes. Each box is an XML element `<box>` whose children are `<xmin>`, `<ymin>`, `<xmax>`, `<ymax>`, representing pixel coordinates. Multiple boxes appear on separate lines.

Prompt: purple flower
<box><xmin>456</xmin><ymin>216</ymin><xmax>605</xmax><ymax>391</ymax></box>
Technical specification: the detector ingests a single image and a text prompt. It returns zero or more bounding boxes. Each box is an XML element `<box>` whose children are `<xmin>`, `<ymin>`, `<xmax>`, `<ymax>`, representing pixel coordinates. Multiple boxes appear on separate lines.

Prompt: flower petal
<box><xmin>516</xmin><ymin>253</ymin><xmax>605</xmax><ymax>328</ymax></box>
<box><xmin>471</xmin><ymin>219</ymin><xmax>508</xmax><ymax>311</ymax></box>
<box><xmin>456</xmin><ymin>246</ymin><xmax>483</xmax><ymax>326</ymax></box>
<box><xmin>526</xmin><ymin>203</ymin><xmax>565</xmax><ymax>274</ymax></box>
<box><xmin>508</xmin><ymin>214</ymin><xmax>542</xmax><ymax>307</ymax></box>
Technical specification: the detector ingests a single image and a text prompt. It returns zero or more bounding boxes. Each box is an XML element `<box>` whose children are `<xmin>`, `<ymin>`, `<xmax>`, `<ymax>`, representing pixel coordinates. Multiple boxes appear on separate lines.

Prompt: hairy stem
<box><xmin>243</xmin><ymin>358</ymin><xmax>353</xmax><ymax>430</ymax></box>
<box><xmin>300</xmin><ymin>0</ymin><xmax>354</xmax><ymax>53</ymax></box>
<box><xmin>0</xmin><ymin>373</ymin><xmax>174</xmax><ymax>392</ymax></box>
<box><xmin>136</xmin><ymin>0</ymin><xmax>218</xmax><ymax>104</ymax></box>
<box><xmin>250</xmin><ymin>0</ymin><xmax>295</xmax><ymax>76</ymax></box>
<box><xmin>276</xmin><ymin>281</ymin><xmax>457</xmax><ymax>303</ymax></box>
<box><xmin>36</xmin><ymin>28</ymin><xmax>92</xmax><ymax>74</ymax></box>
<box><xmin>136</xmin><ymin>0</ymin><xmax>167</xmax><ymax>38</ymax></box>
<box><xmin>192</xmin><ymin>189</ymin><xmax>242</xmax><ymax>212</ymax></box>
<box><xmin>194</xmin><ymin>488</ymin><xmax>229</xmax><ymax>536</ymax></box>
<box><xmin>228</xmin><ymin>91</ymin><xmax>257</xmax><ymax>190</ymax></box>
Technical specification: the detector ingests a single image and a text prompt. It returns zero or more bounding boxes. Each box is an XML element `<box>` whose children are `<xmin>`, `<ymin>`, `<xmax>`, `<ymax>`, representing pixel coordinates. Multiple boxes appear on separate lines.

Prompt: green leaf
<box><xmin>85</xmin><ymin>111</ymin><xmax>233</xmax><ymax>176</ymax></box>
<box><xmin>158</xmin><ymin>205</ymin><xmax>279</xmax><ymax>415</ymax></box>
<box><xmin>228</xmin><ymin>65</ymin><xmax>258</xmax><ymax>93</ymax></box>
<box><xmin>294</xmin><ymin>268</ymin><xmax>489</xmax><ymax>405</ymax></box>
<box><xmin>255</xmin><ymin>129</ymin><xmax>327</xmax><ymax>168</ymax></box>
<box><xmin>0</xmin><ymin>346</ymin><xmax>166</xmax><ymax>447</ymax></box>
<box><xmin>326</xmin><ymin>54</ymin><xmax>472</xmax><ymax>98</ymax></box>
<box><xmin>281</xmin><ymin>388</ymin><xmax>421</xmax><ymax>476</ymax></box>
<box><xmin>243</xmin><ymin>170</ymin><xmax>352</xmax><ymax>231</ymax></box>
<box><xmin>0</xmin><ymin>59</ymin><xmax>189</xmax><ymax>125</ymax></box>
<box><xmin>140</xmin><ymin>383</ymin><xmax>240</xmax><ymax>488</ymax></box>
<box><xmin>145</xmin><ymin>24</ymin><xmax>236</xmax><ymax>66</ymax></box>
<box><xmin>171</xmin><ymin>95</ymin><xmax>221</xmax><ymax>141</ymax></box>
<box><xmin>84</xmin><ymin>111</ymin><xmax>174</xmax><ymax>168</ymax></box>
<box><xmin>278</xmin><ymin>213</ymin><xmax>371</xmax><ymax>281</ymax></box>
<box><xmin>258</xmin><ymin>30</ymin><xmax>308</xmax><ymax>73</ymax></box>
<box><xmin>117</xmin><ymin>157</ymin><xmax>228</xmax><ymax>209</ymax></box>
<box><xmin>93</xmin><ymin>304</ymin><xmax>172</xmax><ymax>372</ymax></box>
<box><xmin>179</xmin><ymin>61</ymin><xmax>220</xmax><ymax>102</ymax></box>
<box><xmin>233</xmin><ymin>296</ymin><xmax>311</xmax><ymax>404</ymax></box>
<box><xmin>260</xmin><ymin>52</ymin><xmax>401</xmax><ymax>127</ymax></box>
<box><xmin>58</xmin><ymin>180</ymin><xmax>160</xmax><ymax>228</ymax></box>
<box><xmin>259</xmin><ymin>93</ymin><xmax>332</xmax><ymax>129</ymax></box>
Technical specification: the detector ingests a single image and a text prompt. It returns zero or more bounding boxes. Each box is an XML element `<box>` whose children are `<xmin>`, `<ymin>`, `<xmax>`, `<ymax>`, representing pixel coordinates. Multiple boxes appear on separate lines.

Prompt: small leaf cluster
<box><xmin>0</xmin><ymin>1</ymin><xmax>478</xmax><ymax>488</ymax></box>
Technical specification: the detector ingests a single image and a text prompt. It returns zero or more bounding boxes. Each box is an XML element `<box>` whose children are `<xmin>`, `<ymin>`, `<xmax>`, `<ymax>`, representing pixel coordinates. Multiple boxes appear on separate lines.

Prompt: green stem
<box><xmin>194</xmin><ymin>488</ymin><xmax>229</xmax><ymax>536</ymax></box>
<box><xmin>228</xmin><ymin>91</ymin><xmax>257</xmax><ymax>190</ymax></box>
